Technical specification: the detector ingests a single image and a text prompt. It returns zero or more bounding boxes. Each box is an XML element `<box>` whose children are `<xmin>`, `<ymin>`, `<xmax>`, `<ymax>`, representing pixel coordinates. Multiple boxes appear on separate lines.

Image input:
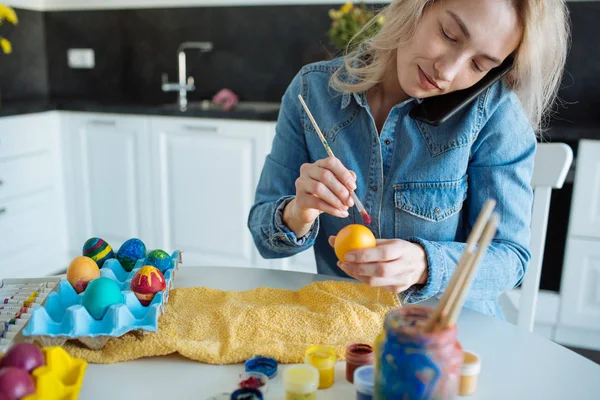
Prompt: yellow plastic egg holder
<box><xmin>22</xmin><ymin>346</ymin><xmax>87</xmax><ymax>400</ymax></box>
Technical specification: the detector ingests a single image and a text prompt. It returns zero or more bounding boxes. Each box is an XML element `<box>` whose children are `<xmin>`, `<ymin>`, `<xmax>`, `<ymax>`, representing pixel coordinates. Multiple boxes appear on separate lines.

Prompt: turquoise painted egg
<box><xmin>81</xmin><ymin>277</ymin><xmax>123</xmax><ymax>320</ymax></box>
<box><xmin>144</xmin><ymin>250</ymin><xmax>172</xmax><ymax>272</ymax></box>
<box><xmin>82</xmin><ymin>237</ymin><xmax>114</xmax><ymax>268</ymax></box>
<box><xmin>116</xmin><ymin>238</ymin><xmax>146</xmax><ymax>272</ymax></box>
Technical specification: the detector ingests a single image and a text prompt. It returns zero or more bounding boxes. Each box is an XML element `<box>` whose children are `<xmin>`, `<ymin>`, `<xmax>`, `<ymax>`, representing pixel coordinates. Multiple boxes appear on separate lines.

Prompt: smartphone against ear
<box><xmin>409</xmin><ymin>56</ymin><xmax>514</xmax><ymax>126</ymax></box>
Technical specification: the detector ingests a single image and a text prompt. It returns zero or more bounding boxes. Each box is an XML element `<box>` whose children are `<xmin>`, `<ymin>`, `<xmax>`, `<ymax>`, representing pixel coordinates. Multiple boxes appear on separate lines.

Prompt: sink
<box><xmin>160</xmin><ymin>100</ymin><xmax>281</xmax><ymax>113</ymax></box>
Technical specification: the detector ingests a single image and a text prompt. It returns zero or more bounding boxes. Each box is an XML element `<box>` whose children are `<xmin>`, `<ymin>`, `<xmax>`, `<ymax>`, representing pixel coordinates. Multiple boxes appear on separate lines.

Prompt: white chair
<box><xmin>501</xmin><ymin>142</ymin><xmax>573</xmax><ymax>332</ymax></box>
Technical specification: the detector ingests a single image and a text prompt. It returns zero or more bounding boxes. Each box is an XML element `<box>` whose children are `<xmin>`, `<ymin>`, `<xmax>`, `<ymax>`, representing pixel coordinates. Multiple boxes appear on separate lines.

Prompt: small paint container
<box><xmin>283</xmin><ymin>364</ymin><xmax>319</xmax><ymax>400</ymax></box>
<box><xmin>304</xmin><ymin>345</ymin><xmax>336</xmax><ymax>389</ymax></box>
<box><xmin>230</xmin><ymin>387</ymin><xmax>263</xmax><ymax>400</ymax></box>
<box><xmin>238</xmin><ymin>371</ymin><xmax>269</xmax><ymax>394</ymax></box>
<box><xmin>345</xmin><ymin>343</ymin><xmax>374</xmax><ymax>383</ymax></box>
<box><xmin>459</xmin><ymin>351</ymin><xmax>481</xmax><ymax>396</ymax></box>
<box><xmin>354</xmin><ymin>365</ymin><xmax>374</xmax><ymax>400</ymax></box>
<box><xmin>245</xmin><ymin>356</ymin><xmax>278</xmax><ymax>379</ymax></box>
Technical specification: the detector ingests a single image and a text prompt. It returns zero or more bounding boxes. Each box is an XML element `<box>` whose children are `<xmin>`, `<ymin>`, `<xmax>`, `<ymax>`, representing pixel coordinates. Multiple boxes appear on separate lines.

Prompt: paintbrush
<box><xmin>297</xmin><ymin>94</ymin><xmax>372</xmax><ymax>225</ymax></box>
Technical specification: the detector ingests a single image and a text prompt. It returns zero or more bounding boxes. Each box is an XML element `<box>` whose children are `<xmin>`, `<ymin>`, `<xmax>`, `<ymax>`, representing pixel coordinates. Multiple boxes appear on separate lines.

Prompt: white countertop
<box><xmin>80</xmin><ymin>267</ymin><xmax>600</xmax><ymax>399</ymax></box>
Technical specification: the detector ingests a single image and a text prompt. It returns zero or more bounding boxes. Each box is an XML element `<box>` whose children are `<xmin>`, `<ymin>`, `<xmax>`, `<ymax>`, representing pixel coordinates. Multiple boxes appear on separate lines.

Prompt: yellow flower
<box><xmin>377</xmin><ymin>15</ymin><xmax>385</xmax><ymax>25</ymax></box>
<box><xmin>0</xmin><ymin>37</ymin><xmax>12</xmax><ymax>54</ymax></box>
<box><xmin>0</xmin><ymin>5</ymin><xmax>18</xmax><ymax>25</ymax></box>
<box><xmin>329</xmin><ymin>9</ymin><xmax>342</xmax><ymax>20</ymax></box>
<box><xmin>341</xmin><ymin>2</ymin><xmax>353</xmax><ymax>14</ymax></box>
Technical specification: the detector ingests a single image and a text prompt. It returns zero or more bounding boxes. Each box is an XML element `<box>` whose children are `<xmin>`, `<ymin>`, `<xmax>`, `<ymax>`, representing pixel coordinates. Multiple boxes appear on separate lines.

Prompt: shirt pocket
<box><xmin>301</xmin><ymin>101</ymin><xmax>360</xmax><ymax>142</ymax></box>
<box><xmin>394</xmin><ymin>175</ymin><xmax>468</xmax><ymax>223</ymax></box>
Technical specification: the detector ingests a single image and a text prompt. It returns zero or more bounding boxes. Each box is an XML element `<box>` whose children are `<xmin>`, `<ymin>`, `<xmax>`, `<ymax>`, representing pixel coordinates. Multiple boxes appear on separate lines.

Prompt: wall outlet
<box><xmin>67</xmin><ymin>48</ymin><xmax>95</xmax><ymax>69</ymax></box>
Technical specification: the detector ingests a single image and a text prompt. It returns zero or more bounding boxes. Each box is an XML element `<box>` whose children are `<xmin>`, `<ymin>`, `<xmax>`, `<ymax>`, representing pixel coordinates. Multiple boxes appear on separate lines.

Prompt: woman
<box><xmin>247</xmin><ymin>0</ymin><xmax>569</xmax><ymax>318</ymax></box>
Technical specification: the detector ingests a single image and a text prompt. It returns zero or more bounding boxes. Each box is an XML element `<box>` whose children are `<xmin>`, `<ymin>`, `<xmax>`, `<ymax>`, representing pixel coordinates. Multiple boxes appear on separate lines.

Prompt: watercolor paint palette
<box><xmin>21</xmin><ymin>251</ymin><xmax>181</xmax><ymax>350</ymax></box>
<box><xmin>0</xmin><ymin>277</ymin><xmax>60</xmax><ymax>354</ymax></box>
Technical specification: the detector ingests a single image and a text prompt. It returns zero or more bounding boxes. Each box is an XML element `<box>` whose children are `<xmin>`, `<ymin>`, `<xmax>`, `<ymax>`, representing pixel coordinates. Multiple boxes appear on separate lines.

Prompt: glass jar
<box><xmin>374</xmin><ymin>306</ymin><xmax>463</xmax><ymax>399</ymax></box>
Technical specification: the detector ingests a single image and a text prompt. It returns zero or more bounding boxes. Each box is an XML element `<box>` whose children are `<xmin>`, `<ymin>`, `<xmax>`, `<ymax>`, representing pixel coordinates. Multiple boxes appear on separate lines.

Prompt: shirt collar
<box><xmin>340</xmin><ymin>91</ymin><xmax>422</xmax><ymax>110</ymax></box>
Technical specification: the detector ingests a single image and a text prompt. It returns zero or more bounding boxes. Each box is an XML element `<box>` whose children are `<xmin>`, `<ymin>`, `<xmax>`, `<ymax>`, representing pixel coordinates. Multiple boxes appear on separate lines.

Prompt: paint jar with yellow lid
<box><xmin>283</xmin><ymin>364</ymin><xmax>320</xmax><ymax>400</ymax></box>
<box><xmin>459</xmin><ymin>351</ymin><xmax>481</xmax><ymax>396</ymax></box>
<box><xmin>304</xmin><ymin>345</ymin><xmax>336</xmax><ymax>389</ymax></box>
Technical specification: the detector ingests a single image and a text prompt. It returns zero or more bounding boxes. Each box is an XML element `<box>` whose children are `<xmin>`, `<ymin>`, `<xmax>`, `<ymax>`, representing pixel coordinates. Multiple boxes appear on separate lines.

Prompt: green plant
<box><xmin>0</xmin><ymin>4</ymin><xmax>18</xmax><ymax>54</ymax></box>
<box><xmin>328</xmin><ymin>2</ymin><xmax>383</xmax><ymax>52</ymax></box>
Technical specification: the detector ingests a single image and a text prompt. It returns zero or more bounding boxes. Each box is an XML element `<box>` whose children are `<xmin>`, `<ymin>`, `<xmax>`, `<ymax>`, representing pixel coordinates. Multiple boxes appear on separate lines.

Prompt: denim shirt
<box><xmin>248</xmin><ymin>57</ymin><xmax>536</xmax><ymax>319</ymax></box>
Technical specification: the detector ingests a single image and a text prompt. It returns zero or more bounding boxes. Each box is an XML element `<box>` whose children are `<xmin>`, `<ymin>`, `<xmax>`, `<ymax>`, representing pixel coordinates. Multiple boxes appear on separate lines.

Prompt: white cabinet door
<box><xmin>149</xmin><ymin>116</ymin><xmax>272</xmax><ymax>268</ymax></box>
<box><xmin>559</xmin><ymin>237</ymin><xmax>600</xmax><ymax>330</ymax></box>
<box><xmin>62</xmin><ymin>113</ymin><xmax>153</xmax><ymax>256</ymax></box>
<box><xmin>0</xmin><ymin>112</ymin><xmax>69</xmax><ymax>278</ymax></box>
<box><xmin>568</xmin><ymin>140</ymin><xmax>600</xmax><ymax>239</ymax></box>
<box><xmin>284</xmin><ymin>249</ymin><xmax>318</xmax><ymax>274</ymax></box>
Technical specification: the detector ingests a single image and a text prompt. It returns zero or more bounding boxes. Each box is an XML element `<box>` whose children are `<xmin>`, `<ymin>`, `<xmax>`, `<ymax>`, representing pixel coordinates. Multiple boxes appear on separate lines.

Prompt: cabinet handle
<box><xmin>0</xmin><ymin>207</ymin><xmax>6</xmax><ymax>215</ymax></box>
<box><xmin>88</xmin><ymin>120</ymin><xmax>117</xmax><ymax>126</ymax></box>
<box><xmin>183</xmin><ymin>124</ymin><xmax>219</xmax><ymax>133</ymax></box>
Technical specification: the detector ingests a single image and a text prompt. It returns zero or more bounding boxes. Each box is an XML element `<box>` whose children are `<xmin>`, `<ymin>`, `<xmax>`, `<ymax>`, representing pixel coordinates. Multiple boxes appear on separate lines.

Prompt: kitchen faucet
<box><xmin>161</xmin><ymin>41</ymin><xmax>213</xmax><ymax>111</ymax></box>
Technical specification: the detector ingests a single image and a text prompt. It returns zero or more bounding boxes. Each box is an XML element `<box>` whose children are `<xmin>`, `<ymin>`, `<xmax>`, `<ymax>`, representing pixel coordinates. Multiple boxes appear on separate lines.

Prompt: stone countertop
<box><xmin>1</xmin><ymin>100</ymin><xmax>599</xmax><ymax>141</ymax></box>
<box><xmin>0</xmin><ymin>99</ymin><xmax>281</xmax><ymax>121</ymax></box>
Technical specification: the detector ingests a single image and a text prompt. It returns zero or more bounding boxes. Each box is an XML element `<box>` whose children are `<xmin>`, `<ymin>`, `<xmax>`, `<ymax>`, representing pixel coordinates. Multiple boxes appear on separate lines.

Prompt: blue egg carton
<box><xmin>21</xmin><ymin>251</ymin><xmax>181</xmax><ymax>350</ymax></box>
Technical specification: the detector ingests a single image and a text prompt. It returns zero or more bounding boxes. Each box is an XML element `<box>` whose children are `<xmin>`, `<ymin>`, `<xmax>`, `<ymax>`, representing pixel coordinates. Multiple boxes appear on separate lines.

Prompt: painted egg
<box><xmin>82</xmin><ymin>237</ymin><xmax>114</xmax><ymax>268</ymax></box>
<box><xmin>116</xmin><ymin>238</ymin><xmax>146</xmax><ymax>272</ymax></box>
<box><xmin>143</xmin><ymin>250</ymin><xmax>172</xmax><ymax>272</ymax></box>
<box><xmin>82</xmin><ymin>277</ymin><xmax>123</xmax><ymax>320</ymax></box>
<box><xmin>130</xmin><ymin>266</ymin><xmax>166</xmax><ymax>306</ymax></box>
<box><xmin>66</xmin><ymin>256</ymin><xmax>101</xmax><ymax>294</ymax></box>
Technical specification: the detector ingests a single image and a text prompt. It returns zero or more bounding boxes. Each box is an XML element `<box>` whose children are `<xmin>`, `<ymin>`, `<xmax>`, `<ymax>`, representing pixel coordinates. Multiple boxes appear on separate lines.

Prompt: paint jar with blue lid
<box><xmin>354</xmin><ymin>365</ymin><xmax>374</xmax><ymax>400</ymax></box>
<box><xmin>245</xmin><ymin>355</ymin><xmax>278</xmax><ymax>379</ymax></box>
<box><xmin>230</xmin><ymin>387</ymin><xmax>263</xmax><ymax>400</ymax></box>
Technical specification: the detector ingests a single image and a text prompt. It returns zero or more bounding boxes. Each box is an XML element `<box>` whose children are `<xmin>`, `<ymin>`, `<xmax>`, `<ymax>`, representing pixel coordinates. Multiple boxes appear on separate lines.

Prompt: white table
<box><xmin>80</xmin><ymin>267</ymin><xmax>600</xmax><ymax>399</ymax></box>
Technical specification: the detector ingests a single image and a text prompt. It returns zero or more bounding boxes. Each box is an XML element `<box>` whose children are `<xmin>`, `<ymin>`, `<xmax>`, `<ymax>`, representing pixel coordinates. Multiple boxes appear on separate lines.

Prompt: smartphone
<box><xmin>409</xmin><ymin>56</ymin><xmax>514</xmax><ymax>126</ymax></box>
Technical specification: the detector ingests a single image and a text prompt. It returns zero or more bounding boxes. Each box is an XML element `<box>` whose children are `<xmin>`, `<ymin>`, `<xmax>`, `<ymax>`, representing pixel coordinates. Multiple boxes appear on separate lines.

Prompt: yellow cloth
<box><xmin>64</xmin><ymin>281</ymin><xmax>400</xmax><ymax>364</ymax></box>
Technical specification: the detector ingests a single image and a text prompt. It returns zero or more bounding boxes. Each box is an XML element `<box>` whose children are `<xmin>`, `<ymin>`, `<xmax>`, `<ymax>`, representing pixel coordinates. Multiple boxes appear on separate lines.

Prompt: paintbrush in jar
<box><xmin>297</xmin><ymin>94</ymin><xmax>372</xmax><ymax>225</ymax></box>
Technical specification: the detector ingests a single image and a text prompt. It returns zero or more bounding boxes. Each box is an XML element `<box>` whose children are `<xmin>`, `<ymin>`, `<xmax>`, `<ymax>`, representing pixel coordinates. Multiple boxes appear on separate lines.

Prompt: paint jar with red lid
<box><xmin>345</xmin><ymin>343</ymin><xmax>374</xmax><ymax>383</ymax></box>
<box><xmin>373</xmin><ymin>306</ymin><xmax>463</xmax><ymax>399</ymax></box>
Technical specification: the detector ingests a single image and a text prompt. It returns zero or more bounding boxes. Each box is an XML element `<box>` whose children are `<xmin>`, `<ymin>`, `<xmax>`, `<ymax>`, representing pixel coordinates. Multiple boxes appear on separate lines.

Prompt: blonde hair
<box><xmin>331</xmin><ymin>0</ymin><xmax>571</xmax><ymax>134</ymax></box>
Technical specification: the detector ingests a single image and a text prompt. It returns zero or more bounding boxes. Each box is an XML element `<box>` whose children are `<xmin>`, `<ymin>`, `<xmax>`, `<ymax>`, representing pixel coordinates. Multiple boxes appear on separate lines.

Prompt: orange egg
<box><xmin>67</xmin><ymin>256</ymin><xmax>101</xmax><ymax>294</ymax></box>
<box><xmin>334</xmin><ymin>224</ymin><xmax>376</xmax><ymax>262</ymax></box>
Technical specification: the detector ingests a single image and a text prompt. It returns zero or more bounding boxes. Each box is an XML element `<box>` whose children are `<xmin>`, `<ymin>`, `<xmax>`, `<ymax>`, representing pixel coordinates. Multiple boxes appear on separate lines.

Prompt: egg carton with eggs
<box><xmin>21</xmin><ymin>251</ymin><xmax>182</xmax><ymax>350</ymax></box>
<box><xmin>99</xmin><ymin>250</ymin><xmax>181</xmax><ymax>293</ymax></box>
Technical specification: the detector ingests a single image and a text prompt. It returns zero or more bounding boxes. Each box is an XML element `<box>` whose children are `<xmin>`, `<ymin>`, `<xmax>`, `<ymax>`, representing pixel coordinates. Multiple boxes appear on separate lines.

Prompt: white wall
<box><xmin>6</xmin><ymin>0</ymin><xmax>590</xmax><ymax>12</ymax></box>
<box><xmin>7</xmin><ymin>0</ymin><xmax>381</xmax><ymax>11</ymax></box>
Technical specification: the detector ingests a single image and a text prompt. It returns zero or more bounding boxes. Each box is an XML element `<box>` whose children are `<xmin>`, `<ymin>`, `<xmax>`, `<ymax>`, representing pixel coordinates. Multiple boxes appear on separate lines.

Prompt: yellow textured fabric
<box><xmin>64</xmin><ymin>281</ymin><xmax>400</xmax><ymax>364</ymax></box>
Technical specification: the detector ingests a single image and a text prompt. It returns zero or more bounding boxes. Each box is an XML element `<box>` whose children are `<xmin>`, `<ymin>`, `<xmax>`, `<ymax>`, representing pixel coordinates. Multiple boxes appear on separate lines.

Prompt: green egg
<box><xmin>144</xmin><ymin>249</ymin><xmax>172</xmax><ymax>272</ymax></box>
<box><xmin>82</xmin><ymin>277</ymin><xmax>123</xmax><ymax>320</ymax></box>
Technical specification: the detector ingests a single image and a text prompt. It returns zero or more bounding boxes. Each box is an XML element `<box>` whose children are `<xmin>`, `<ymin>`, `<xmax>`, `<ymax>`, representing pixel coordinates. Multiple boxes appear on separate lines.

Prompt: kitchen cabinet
<box><xmin>148</xmin><ymin>116</ymin><xmax>274</xmax><ymax>268</ymax></box>
<box><xmin>0</xmin><ymin>112</ymin><xmax>69</xmax><ymax>278</ymax></box>
<box><xmin>61</xmin><ymin>113</ymin><xmax>155</xmax><ymax>255</ymax></box>
<box><xmin>557</xmin><ymin>140</ymin><xmax>600</xmax><ymax>349</ymax></box>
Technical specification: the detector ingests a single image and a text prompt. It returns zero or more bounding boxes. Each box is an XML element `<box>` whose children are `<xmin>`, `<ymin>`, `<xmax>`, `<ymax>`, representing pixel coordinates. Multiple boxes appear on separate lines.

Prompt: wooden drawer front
<box><xmin>0</xmin><ymin>191</ymin><xmax>54</xmax><ymax>258</ymax></box>
<box><xmin>0</xmin><ymin>114</ymin><xmax>54</xmax><ymax>159</ymax></box>
<box><xmin>0</xmin><ymin>152</ymin><xmax>53</xmax><ymax>201</ymax></box>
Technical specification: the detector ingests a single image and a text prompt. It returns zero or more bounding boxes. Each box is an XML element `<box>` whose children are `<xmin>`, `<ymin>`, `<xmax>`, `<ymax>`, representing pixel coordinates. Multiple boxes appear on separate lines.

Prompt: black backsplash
<box><xmin>44</xmin><ymin>5</ymin><xmax>341</xmax><ymax>104</ymax></box>
<box><xmin>0</xmin><ymin>8</ymin><xmax>48</xmax><ymax>102</ymax></box>
<box><xmin>0</xmin><ymin>3</ymin><xmax>599</xmax><ymax>122</ymax></box>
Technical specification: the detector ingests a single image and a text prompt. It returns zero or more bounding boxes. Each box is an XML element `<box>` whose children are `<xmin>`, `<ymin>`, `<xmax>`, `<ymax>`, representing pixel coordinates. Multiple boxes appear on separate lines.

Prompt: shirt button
<box><xmin>434</xmin><ymin>207</ymin><xmax>441</xmax><ymax>213</ymax></box>
<box><xmin>384</xmin><ymin>139</ymin><xmax>391</xmax><ymax>145</ymax></box>
<box><xmin>371</xmin><ymin>185</ymin><xmax>378</xmax><ymax>192</ymax></box>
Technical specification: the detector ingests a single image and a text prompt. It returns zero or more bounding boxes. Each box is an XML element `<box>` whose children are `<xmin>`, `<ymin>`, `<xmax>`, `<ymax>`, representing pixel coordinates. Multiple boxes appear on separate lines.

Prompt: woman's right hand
<box><xmin>283</xmin><ymin>157</ymin><xmax>356</xmax><ymax>237</ymax></box>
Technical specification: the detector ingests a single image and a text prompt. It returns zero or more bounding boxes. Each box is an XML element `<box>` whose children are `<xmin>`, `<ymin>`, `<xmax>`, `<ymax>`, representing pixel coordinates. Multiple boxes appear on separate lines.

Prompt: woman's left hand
<box><xmin>329</xmin><ymin>236</ymin><xmax>429</xmax><ymax>294</ymax></box>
